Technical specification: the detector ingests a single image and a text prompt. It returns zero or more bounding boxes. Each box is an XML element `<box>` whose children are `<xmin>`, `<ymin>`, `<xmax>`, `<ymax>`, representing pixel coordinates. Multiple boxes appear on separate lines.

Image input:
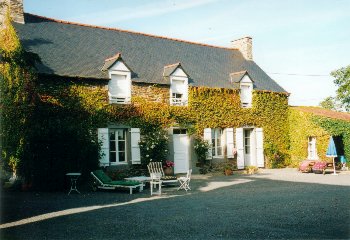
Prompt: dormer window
<box><xmin>240</xmin><ymin>82</ymin><xmax>253</xmax><ymax>108</ymax></box>
<box><xmin>230</xmin><ymin>71</ymin><xmax>254</xmax><ymax>108</ymax></box>
<box><xmin>164</xmin><ymin>63</ymin><xmax>189</xmax><ymax>106</ymax></box>
<box><xmin>101</xmin><ymin>53</ymin><xmax>132</xmax><ymax>104</ymax></box>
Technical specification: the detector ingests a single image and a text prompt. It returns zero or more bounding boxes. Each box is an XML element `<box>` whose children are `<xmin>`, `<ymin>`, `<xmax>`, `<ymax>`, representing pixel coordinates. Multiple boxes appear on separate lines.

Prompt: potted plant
<box><xmin>224</xmin><ymin>162</ymin><xmax>235</xmax><ymax>176</ymax></box>
<box><xmin>163</xmin><ymin>160</ymin><xmax>175</xmax><ymax>176</ymax></box>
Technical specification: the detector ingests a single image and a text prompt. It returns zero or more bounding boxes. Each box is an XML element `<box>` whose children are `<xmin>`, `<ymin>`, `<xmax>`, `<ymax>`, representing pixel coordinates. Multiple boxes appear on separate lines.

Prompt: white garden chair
<box><xmin>177</xmin><ymin>169</ymin><xmax>192</xmax><ymax>191</ymax></box>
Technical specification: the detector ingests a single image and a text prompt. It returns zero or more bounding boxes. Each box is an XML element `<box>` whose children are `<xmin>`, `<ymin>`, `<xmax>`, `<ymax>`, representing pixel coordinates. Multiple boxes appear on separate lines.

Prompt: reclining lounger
<box><xmin>91</xmin><ymin>170</ymin><xmax>143</xmax><ymax>194</ymax></box>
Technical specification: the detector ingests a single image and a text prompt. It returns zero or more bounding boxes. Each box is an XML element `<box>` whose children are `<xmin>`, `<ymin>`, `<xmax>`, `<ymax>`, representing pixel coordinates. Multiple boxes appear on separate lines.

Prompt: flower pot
<box><xmin>224</xmin><ymin>169</ymin><xmax>232</xmax><ymax>176</ymax></box>
<box><xmin>164</xmin><ymin>167</ymin><xmax>174</xmax><ymax>176</ymax></box>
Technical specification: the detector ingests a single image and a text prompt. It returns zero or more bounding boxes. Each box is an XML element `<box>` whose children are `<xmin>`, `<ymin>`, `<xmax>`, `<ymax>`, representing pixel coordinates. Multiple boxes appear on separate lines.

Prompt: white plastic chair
<box><xmin>177</xmin><ymin>169</ymin><xmax>192</xmax><ymax>191</ymax></box>
<box><xmin>150</xmin><ymin>173</ymin><xmax>162</xmax><ymax>195</ymax></box>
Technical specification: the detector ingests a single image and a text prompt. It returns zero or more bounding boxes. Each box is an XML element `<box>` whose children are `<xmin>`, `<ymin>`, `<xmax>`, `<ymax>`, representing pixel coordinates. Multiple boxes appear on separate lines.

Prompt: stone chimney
<box><xmin>0</xmin><ymin>0</ymin><xmax>25</xmax><ymax>25</ymax></box>
<box><xmin>231</xmin><ymin>36</ymin><xmax>253</xmax><ymax>61</ymax></box>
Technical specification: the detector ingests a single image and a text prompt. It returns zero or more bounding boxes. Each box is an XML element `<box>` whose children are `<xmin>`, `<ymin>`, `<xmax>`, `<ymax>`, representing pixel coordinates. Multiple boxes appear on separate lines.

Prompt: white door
<box><xmin>244</xmin><ymin>129</ymin><xmax>253</xmax><ymax>166</ymax></box>
<box><xmin>173</xmin><ymin>129</ymin><xmax>189</xmax><ymax>174</ymax></box>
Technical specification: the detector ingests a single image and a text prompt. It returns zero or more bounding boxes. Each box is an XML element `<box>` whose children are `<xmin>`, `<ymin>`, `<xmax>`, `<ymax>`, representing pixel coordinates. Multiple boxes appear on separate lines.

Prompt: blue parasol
<box><xmin>326</xmin><ymin>136</ymin><xmax>337</xmax><ymax>175</ymax></box>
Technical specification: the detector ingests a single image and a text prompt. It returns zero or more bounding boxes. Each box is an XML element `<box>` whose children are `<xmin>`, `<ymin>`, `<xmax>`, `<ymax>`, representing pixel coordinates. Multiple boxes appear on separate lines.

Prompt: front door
<box><xmin>244</xmin><ymin>129</ymin><xmax>253</xmax><ymax>166</ymax></box>
<box><xmin>173</xmin><ymin>129</ymin><xmax>189</xmax><ymax>174</ymax></box>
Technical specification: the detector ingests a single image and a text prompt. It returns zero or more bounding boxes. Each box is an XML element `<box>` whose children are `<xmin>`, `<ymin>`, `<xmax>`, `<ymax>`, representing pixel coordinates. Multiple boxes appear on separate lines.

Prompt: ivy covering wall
<box><xmin>289</xmin><ymin>108</ymin><xmax>350</xmax><ymax>166</ymax></box>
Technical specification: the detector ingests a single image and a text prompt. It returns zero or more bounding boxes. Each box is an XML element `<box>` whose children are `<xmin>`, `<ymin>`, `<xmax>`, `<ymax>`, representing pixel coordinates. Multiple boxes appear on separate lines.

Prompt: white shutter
<box><xmin>109</xmin><ymin>74</ymin><xmax>130</xmax><ymax>97</ymax></box>
<box><xmin>98</xmin><ymin>128</ymin><xmax>109</xmax><ymax>166</ymax></box>
<box><xmin>256</xmin><ymin>128</ymin><xmax>264</xmax><ymax>168</ymax></box>
<box><xmin>204</xmin><ymin>128</ymin><xmax>212</xmax><ymax>160</ymax></box>
<box><xmin>131</xmin><ymin>128</ymin><xmax>141</xmax><ymax>164</ymax></box>
<box><xmin>236</xmin><ymin>128</ymin><xmax>244</xmax><ymax>169</ymax></box>
<box><xmin>171</xmin><ymin>79</ymin><xmax>184</xmax><ymax>93</ymax></box>
<box><xmin>226</xmin><ymin>128</ymin><xmax>235</xmax><ymax>158</ymax></box>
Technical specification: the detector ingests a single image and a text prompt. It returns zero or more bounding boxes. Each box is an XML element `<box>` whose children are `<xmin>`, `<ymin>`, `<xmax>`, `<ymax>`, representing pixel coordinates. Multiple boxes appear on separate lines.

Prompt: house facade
<box><xmin>2</xmin><ymin>1</ymin><xmax>290</xmax><ymax>184</ymax></box>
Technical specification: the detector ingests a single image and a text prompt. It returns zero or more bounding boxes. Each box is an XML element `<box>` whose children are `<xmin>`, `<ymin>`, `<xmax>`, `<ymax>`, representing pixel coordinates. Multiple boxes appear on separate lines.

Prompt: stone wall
<box><xmin>132</xmin><ymin>82</ymin><xmax>169</xmax><ymax>104</ymax></box>
<box><xmin>0</xmin><ymin>0</ymin><xmax>24</xmax><ymax>25</ymax></box>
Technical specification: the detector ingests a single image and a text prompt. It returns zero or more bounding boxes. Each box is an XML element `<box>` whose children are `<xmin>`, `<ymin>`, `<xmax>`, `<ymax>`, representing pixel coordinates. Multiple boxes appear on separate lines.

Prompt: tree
<box><xmin>319</xmin><ymin>96</ymin><xmax>337</xmax><ymax>110</ymax></box>
<box><xmin>331</xmin><ymin>65</ymin><xmax>350</xmax><ymax>111</ymax></box>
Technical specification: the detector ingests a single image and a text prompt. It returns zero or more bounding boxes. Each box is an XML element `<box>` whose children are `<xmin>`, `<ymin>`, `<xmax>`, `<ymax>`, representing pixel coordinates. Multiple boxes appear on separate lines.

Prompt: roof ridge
<box><xmin>25</xmin><ymin>13</ymin><xmax>238</xmax><ymax>51</ymax></box>
<box><xmin>104</xmin><ymin>52</ymin><xmax>121</xmax><ymax>62</ymax></box>
<box><xmin>164</xmin><ymin>62</ymin><xmax>181</xmax><ymax>68</ymax></box>
<box><xmin>230</xmin><ymin>70</ymin><xmax>247</xmax><ymax>76</ymax></box>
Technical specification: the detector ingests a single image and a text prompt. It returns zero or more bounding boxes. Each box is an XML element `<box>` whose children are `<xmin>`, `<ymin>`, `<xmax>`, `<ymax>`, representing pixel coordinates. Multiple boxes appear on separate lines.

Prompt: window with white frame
<box><xmin>170</xmin><ymin>78</ymin><xmax>187</xmax><ymax>106</ymax></box>
<box><xmin>308</xmin><ymin>136</ymin><xmax>318</xmax><ymax>160</ymax></box>
<box><xmin>108</xmin><ymin>74</ymin><xmax>131</xmax><ymax>104</ymax></box>
<box><xmin>109</xmin><ymin>129</ymin><xmax>127</xmax><ymax>164</ymax></box>
<box><xmin>211</xmin><ymin>128</ymin><xmax>223</xmax><ymax>157</ymax></box>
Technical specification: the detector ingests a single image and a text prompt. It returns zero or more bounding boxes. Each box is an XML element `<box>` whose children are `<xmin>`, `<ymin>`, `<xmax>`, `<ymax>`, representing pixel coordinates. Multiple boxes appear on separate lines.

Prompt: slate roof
<box><xmin>14</xmin><ymin>13</ymin><xmax>286</xmax><ymax>93</ymax></box>
<box><xmin>292</xmin><ymin>107</ymin><xmax>350</xmax><ymax>122</ymax></box>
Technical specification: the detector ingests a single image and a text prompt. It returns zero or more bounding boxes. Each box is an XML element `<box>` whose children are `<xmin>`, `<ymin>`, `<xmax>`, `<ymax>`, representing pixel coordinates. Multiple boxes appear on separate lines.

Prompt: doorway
<box><xmin>173</xmin><ymin>128</ymin><xmax>189</xmax><ymax>174</ymax></box>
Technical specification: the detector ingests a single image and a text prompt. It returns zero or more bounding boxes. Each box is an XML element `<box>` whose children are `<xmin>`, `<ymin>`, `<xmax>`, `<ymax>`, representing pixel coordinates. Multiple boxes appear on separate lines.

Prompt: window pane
<box><xmin>117</xmin><ymin>130</ymin><xmax>125</xmax><ymax>140</ymax></box>
<box><xmin>173</xmin><ymin>129</ymin><xmax>180</xmax><ymax>134</ymax></box>
<box><xmin>110</xmin><ymin>132</ymin><xmax>115</xmax><ymax>140</ymax></box>
<box><xmin>119</xmin><ymin>152</ymin><xmax>126</xmax><ymax>162</ymax></box>
<box><xmin>217</xmin><ymin>138</ymin><xmax>221</xmax><ymax>148</ymax></box>
<box><xmin>245</xmin><ymin>146</ymin><xmax>250</xmax><ymax>154</ymax></box>
<box><xmin>110</xmin><ymin>141</ymin><xmax>116</xmax><ymax>151</ymax></box>
<box><xmin>110</xmin><ymin>152</ymin><xmax>116</xmax><ymax>162</ymax></box>
<box><xmin>217</xmin><ymin>147</ymin><xmax>222</xmax><ymax>156</ymax></box>
<box><xmin>119</xmin><ymin>141</ymin><xmax>125</xmax><ymax>151</ymax></box>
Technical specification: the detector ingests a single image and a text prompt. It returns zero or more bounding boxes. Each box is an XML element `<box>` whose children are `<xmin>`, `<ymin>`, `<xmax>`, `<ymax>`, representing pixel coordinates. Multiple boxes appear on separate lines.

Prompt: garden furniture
<box><xmin>66</xmin><ymin>172</ymin><xmax>81</xmax><ymax>195</ymax></box>
<box><xmin>177</xmin><ymin>169</ymin><xmax>192</xmax><ymax>191</ymax></box>
<box><xmin>91</xmin><ymin>170</ymin><xmax>143</xmax><ymax>194</ymax></box>
<box><xmin>147</xmin><ymin>162</ymin><xmax>178</xmax><ymax>184</ymax></box>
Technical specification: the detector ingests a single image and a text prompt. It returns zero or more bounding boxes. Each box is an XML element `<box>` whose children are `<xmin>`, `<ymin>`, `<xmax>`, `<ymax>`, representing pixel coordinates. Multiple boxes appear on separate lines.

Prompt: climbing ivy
<box><xmin>0</xmin><ymin>10</ymin><xmax>37</xmax><ymax>181</ymax></box>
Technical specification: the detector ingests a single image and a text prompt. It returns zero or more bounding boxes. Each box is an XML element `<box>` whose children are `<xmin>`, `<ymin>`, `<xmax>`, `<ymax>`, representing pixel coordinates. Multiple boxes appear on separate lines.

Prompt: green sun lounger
<box><xmin>91</xmin><ymin>170</ymin><xmax>143</xmax><ymax>194</ymax></box>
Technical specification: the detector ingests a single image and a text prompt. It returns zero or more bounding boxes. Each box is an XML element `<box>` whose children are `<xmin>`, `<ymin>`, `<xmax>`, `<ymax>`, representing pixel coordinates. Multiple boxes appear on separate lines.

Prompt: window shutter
<box><xmin>204</xmin><ymin>128</ymin><xmax>212</xmax><ymax>160</ymax></box>
<box><xmin>98</xmin><ymin>128</ymin><xmax>109</xmax><ymax>166</ymax></box>
<box><xmin>226</xmin><ymin>128</ymin><xmax>235</xmax><ymax>158</ymax></box>
<box><xmin>236</xmin><ymin>128</ymin><xmax>244</xmax><ymax>169</ymax></box>
<box><xmin>256</xmin><ymin>128</ymin><xmax>264</xmax><ymax>168</ymax></box>
<box><xmin>131</xmin><ymin>128</ymin><xmax>141</xmax><ymax>164</ymax></box>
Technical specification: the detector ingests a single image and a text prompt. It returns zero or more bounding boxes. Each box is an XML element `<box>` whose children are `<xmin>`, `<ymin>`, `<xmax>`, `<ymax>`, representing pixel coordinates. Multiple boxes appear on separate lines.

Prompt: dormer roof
<box><xmin>230</xmin><ymin>70</ymin><xmax>254</xmax><ymax>83</ymax></box>
<box><xmin>101</xmin><ymin>53</ymin><xmax>132</xmax><ymax>72</ymax></box>
<box><xmin>163</xmin><ymin>62</ymin><xmax>189</xmax><ymax>78</ymax></box>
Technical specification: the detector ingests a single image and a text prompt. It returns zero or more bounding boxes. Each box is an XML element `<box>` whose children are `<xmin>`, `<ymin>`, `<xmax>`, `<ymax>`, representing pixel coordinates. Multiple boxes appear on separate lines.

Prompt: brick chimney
<box><xmin>231</xmin><ymin>36</ymin><xmax>253</xmax><ymax>61</ymax></box>
<box><xmin>0</xmin><ymin>0</ymin><xmax>25</xmax><ymax>25</ymax></box>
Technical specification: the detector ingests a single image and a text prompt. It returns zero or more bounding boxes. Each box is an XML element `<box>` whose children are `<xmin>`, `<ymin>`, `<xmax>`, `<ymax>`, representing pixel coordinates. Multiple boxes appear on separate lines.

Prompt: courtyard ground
<box><xmin>1</xmin><ymin>168</ymin><xmax>349</xmax><ymax>239</ymax></box>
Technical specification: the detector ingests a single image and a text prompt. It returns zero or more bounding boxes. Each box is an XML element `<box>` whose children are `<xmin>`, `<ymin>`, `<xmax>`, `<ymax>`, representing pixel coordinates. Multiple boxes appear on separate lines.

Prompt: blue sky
<box><xmin>23</xmin><ymin>0</ymin><xmax>350</xmax><ymax>106</ymax></box>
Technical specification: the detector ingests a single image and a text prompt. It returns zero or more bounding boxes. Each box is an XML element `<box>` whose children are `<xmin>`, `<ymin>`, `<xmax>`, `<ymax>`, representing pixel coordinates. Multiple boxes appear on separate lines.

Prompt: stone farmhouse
<box><xmin>2</xmin><ymin>0</ymin><xmax>292</xmax><ymax>184</ymax></box>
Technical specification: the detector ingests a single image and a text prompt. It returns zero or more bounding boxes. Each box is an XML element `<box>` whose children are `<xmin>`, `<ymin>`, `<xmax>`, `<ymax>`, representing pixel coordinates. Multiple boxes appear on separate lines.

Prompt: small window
<box><xmin>170</xmin><ymin>79</ymin><xmax>188</xmax><ymax>106</ymax></box>
<box><xmin>211</xmin><ymin>128</ymin><xmax>223</xmax><ymax>157</ymax></box>
<box><xmin>171</xmin><ymin>93</ymin><xmax>183</xmax><ymax>105</ymax></box>
<box><xmin>108</xmin><ymin>74</ymin><xmax>131</xmax><ymax>104</ymax></box>
<box><xmin>308</xmin><ymin>137</ymin><xmax>318</xmax><ymax>160</ymax></box>
<box><xmin>109</xmin><ymin>129</ymin><xmax>127</xmax><ymax>164</ymax></box>
<box><xmin>173</xmin><ymin>128</ymin><xmax>187</xmax><ymax>134</ymax></box>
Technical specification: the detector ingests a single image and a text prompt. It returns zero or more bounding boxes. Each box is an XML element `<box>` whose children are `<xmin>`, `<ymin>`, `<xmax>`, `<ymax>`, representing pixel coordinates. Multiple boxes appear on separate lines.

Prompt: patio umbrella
<box><xmin>326</xmin><ymin>136</ymin><xmax>337</xmax><ymax>175</ymax></box>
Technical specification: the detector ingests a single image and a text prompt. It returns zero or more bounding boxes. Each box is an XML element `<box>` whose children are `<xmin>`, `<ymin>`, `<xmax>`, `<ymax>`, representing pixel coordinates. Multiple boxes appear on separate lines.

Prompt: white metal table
<box><xmin>66</xmin><ymin>173</ymin><xmax>81</xmax><ymax>195</ymax></box>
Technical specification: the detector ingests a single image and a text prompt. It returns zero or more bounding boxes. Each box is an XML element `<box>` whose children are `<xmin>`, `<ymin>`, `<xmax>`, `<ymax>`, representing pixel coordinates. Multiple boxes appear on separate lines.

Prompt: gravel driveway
<box><xmin>1</xmin><ymin>168</ymin><xmax>349</xmax><ymax>239</ymax></box>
